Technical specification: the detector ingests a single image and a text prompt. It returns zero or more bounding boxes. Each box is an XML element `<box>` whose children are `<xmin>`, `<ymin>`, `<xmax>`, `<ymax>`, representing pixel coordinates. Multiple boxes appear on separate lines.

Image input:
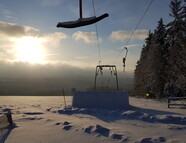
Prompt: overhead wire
<box><xmin>92</xmin><ymin>0</ymin><xmax>104</xmax><ymax>89</ymax></box>
<box><xmin>92</xmin><ymin>0</ymin><xmax>102</xmax><ymax>64</ymax></box>
<box><xmin>91</xmin><ymin>0</ymin><xmax>154</xmax><ymax>89</ymax></box>
<box><xmin>113</xmin><ymin>0</ymin><xmax>154</xmax><ymax>64</ymax></box>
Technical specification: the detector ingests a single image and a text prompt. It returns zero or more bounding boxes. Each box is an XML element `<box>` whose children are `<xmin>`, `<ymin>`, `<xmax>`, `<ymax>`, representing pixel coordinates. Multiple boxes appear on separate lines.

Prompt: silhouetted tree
<box><xmin>134</xmin><ymin>31</ymin><xmax>155</xmax><ymax>97</ymax></box>
<box><xmin>151</xmin><ymin>18</ymin><xmax>168</xmax><ymax>97</ymax></box>
<box><xmin>166</xmin><ymin>0</ymin><xmax>186</xmax><ymax>91</ymax></box>
<box><xmin>134</xmin><ymin>0</ymin><xmax>186</xmax><ymax>98</ymax></box>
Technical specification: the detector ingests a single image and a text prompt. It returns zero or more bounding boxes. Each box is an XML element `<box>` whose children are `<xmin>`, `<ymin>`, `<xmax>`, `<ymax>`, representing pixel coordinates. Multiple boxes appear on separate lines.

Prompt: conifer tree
<box><xmin>134</xmin><ymin>31</ymin><xmax>154</xmax><ymax>97</ymax></box>
<box><xmin>166</xmin><ymin>0</ymin><xmax>186</xmax><ymax>91</ymax></box>
<box><xmin>151</xmin><ymin>18</ymin><xmax>168</xmax><ymax>97</ymax></box>
<box><xmin>134</xmin><ymin>0</ymin><xmax>186</xmax><ymax>98</ymax></box>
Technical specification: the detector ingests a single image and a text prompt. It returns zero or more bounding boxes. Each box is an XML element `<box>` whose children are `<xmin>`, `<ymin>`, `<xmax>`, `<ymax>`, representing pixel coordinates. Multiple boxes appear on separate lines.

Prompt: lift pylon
<box><xmin>94</xmin><ymin>65</ymin><xmax>119</xmax><ymax>91</ymax></box>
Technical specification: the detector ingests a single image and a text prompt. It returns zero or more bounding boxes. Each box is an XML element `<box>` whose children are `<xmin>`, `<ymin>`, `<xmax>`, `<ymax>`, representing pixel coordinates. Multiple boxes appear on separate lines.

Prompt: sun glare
<box><xmin>14</xmin><ymin>37</ymin><xmax>45</xmax><ymax>63</ymax></box>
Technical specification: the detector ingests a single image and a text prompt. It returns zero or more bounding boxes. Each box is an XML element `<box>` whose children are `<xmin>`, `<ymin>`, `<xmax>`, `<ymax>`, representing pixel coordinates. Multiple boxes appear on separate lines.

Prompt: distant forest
<box><xmin>0</xmin><ymin>75</ymin><xmax>133</xmax><ymax>96</ymax></box>
<box><xmin>134</xmin><ymin>0</ymin><xmax>186</xmax><ymax>98</ymax></box>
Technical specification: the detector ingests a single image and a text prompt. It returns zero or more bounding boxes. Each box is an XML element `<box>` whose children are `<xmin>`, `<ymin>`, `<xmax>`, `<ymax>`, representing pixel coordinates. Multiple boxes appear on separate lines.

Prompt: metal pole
<box><xmin>114</xmin><ymin>66</ymin><xmax>119</xmax><ymax>91</ymax></box>
<box><xmin>62</xmin><ymin>88</ymin><xmax>66</xmax><ymax>108</ymax></box>
<box><xmin>79</xmin><ymin>0</ymin><xmax>82</xmax><ymax>18</ymax></box>
<box><xmin>94</xmin><ymin>66</ymin><xmax>98</xmax><ymax>91</ymax></box>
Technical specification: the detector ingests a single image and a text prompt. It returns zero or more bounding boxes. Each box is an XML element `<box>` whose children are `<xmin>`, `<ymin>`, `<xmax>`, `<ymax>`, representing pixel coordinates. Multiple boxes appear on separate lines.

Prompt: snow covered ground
<box><xmin>0</xmin><ymin>96</ymin><xmax>186</xmax><ymax>143</ymax></box>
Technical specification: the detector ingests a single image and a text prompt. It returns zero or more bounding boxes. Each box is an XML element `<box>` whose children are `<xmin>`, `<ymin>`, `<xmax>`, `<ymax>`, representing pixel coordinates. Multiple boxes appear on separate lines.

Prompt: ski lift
<box><xmin>94</xmin><ymin>65</ymin><xmax>119</xmax><ymax>91</ymax></box>
<box><xmin>123</xmin><ymin>47</ymin><xmax>128</xmax><ymax>72</ymax></box>
<box><xmin>57</xmin><ymin>0</ymin><xmax>109</xmax><ymax>28</ymax></box>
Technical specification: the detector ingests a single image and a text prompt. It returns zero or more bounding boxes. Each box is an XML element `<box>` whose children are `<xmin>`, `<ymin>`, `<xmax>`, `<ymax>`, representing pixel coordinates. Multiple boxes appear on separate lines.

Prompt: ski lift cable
<box><xmin>113</xmin><ymin>0</ymin><xmax>154</xmax><ymax>64</ymax></box>
<box><xmin>91</xmin><ymin>0</ymin><xmax>104</xmax><ymax>89</ymax></box>
<box><xmin>92</xmin><ymin>0</ymin><xmax>102</xmax><ymax>63</ymax></box>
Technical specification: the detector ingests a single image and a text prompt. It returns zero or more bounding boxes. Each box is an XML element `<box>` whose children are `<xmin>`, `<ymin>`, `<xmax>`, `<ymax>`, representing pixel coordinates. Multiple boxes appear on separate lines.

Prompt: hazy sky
<box><xmin>0</xmin><ymin>0</ymin><xmax>173</xmax><ymax>78</ymax></box>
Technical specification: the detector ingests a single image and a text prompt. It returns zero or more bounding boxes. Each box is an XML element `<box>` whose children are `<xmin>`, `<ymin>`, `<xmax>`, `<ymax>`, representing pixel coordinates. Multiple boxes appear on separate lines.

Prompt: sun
<box><xmin>14</xmin><ymin>37</ymin><xmax>45</xmax><ymax>63</ymax></box>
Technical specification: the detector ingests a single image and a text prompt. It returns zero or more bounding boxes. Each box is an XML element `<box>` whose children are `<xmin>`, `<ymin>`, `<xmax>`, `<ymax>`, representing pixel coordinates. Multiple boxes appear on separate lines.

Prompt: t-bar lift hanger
<box><xmin>123</xmin><ymin>47</ymin><xmax>128</xmax><ymax>72</ymax></box>
<box><xmin>57</xmin><ymin>0</ymin><xmax>109</xmax><ymax>28</ymax></box>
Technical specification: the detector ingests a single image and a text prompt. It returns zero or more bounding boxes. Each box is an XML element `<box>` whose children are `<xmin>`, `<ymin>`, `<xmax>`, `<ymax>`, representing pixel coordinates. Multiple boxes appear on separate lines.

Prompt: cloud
<box><xmin>0</xmin><ymin>22</ymin><xmax>68</xmax><ymax>40</ymax></box>
<box><xmin>0</xmin><ymin>60</ymin><xmax>93</xmax><ymax>78</ymax></box>
<box><xmin>0</xmin><ymin>47</ymin><xmax>15</xmax><ymax>60</ymax></box>
<box><xmin>72</xmin><ymin>31</ymin><xmax>99</xmax><ymax>44</ymax></box>
<box><xmin>0</xmin><ymin>21</ymin><xmax>39</xmax><ymax>37</ymax></box>
<box><xmin>38</xmin><ymin>0</ymin><xmax>62</xmax><ymax>6</ymax></box>
<box><xmin>40</xmin><ymin>32</ymin><xmax>68</xmax><ymax>50</ymax></box>
<box><xmin>0</xmin><ymin>21</ymin><xmax>68</xmax><ymax>61</ymax></box>
<box><xmin>0</xmin><ymin>60</ymin><xmax>133</xmax><ymax>94</ymax></box>
<box><xmin>0</xmin><ymin>21</ymin><xmax>25</xmax><ymax>36</ymax></box>
<box><xmin>0</xmin><ymin>4</ymin><xmax>11</xmax><ymax>15</ymax></box>
<box><xmin>0</xmin><ymin>60</ymin><xmax>95</xmax><ymax>91</ymax></box>
<box><xmin>0</xmin><ymin>5</ymin><xmax>17</xmax><ymax>21</ymax></box>
<box><xmin>0</xmin><ymin>21</ymin><xmax>68</xmax><ymax>39</ymax></box>
<box><xmin>110</xmin><ymin>29</ymin><xmax>148</xmax><ymax>41</ymax></box>
<box><xmin>75</xmin><ymin>56</ymin><xmax>90</xmax><ymax>60</ymax></box>
<box><xmin>44</xmin><ymin>32</ymin><xmax>68</xmax><ymax>41</ymax></box>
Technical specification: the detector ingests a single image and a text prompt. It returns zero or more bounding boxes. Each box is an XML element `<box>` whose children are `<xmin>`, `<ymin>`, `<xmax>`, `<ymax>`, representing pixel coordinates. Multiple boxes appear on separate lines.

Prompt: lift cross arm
<box><xmin>57</xmin><ymin>0</ymin><xmax>109</xmax><ymax>28</ymax></box>
<box><xmin>57</xmin><ymin>13</ymin><xmax>109</xmax><ymax>28</ymax></box>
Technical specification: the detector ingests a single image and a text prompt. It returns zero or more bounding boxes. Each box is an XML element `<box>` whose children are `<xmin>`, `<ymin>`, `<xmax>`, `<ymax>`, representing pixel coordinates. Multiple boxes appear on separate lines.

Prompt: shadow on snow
<box><xmin>55</xmin><ymin>105</ymin><xmax>186</xmax><ymax>125</ymax></box>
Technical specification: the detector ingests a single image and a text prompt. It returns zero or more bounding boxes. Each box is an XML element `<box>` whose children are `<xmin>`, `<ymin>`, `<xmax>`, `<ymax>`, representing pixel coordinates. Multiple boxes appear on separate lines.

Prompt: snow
<box><xmin>0</xmin><ymin>96</ymin><xmax>186</xmax><ymax>143</ymax></box>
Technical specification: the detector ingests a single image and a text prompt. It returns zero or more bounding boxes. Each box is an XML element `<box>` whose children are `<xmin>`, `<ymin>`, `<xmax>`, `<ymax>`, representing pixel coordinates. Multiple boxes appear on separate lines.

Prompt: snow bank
<box><xmin>72</xmin><ymin>91</ymin><xmax>129</xmax><ymax>109</ymax></box>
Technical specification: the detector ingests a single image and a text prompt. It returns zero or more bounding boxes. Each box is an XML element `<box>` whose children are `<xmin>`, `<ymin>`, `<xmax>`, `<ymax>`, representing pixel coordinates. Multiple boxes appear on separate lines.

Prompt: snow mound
<box><xmin>110</xmin><ymin>133</ymin><xmax>123</xmax><ymax>140</ymax></box>
<box><xmin>17</xmin><ymin>117</ymin><xmax>43</xmax><ymax>121</ymax></box>
<box><xmin>122</xmin><ymin>110</ymin><xmax>145</xmax><ymax>119</ymax></box>
<box><xmin>63</xmin><ymin>125</ymin><xmax>72</xmax><ymax>131</ymax></box>
<box><xmin>121</xmin><ymin>110</ymin><xmax>186</xmax><ymax>125</ymax></box>
<box><xmin>169</xmin><ymin>125</ymin><xmax>186</xmax><ymax>130</ymax></box>
<box><xmin>83</xmin><ymin>126</ymin><xmax>94</xmax><ymax>134</ymax></box>
<box><xmin>54</xmin><ymin>107</ymin><xmax>186</xmax><ymax>125</ymax></box>
<box><xmin>94</xmin><ymin>125</ymin><xmax>110</xmax><ymax>137</ymax></box>
<box><xmin>135</xmin><ymin>137</ymin><xmax>166</xmax><ymax>143</ymax></box>
<box><xmin>156</xmin><ymin>115</ymin><xmax>186</xmax><ymax>125</ymax></box>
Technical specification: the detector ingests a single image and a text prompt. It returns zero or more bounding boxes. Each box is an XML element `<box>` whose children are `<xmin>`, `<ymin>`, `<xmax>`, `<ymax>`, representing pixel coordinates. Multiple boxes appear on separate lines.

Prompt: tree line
<box><xmin>134</xmin><ymin>0</ymin><xmax>186</xmax><ymax>98</ymax></box>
